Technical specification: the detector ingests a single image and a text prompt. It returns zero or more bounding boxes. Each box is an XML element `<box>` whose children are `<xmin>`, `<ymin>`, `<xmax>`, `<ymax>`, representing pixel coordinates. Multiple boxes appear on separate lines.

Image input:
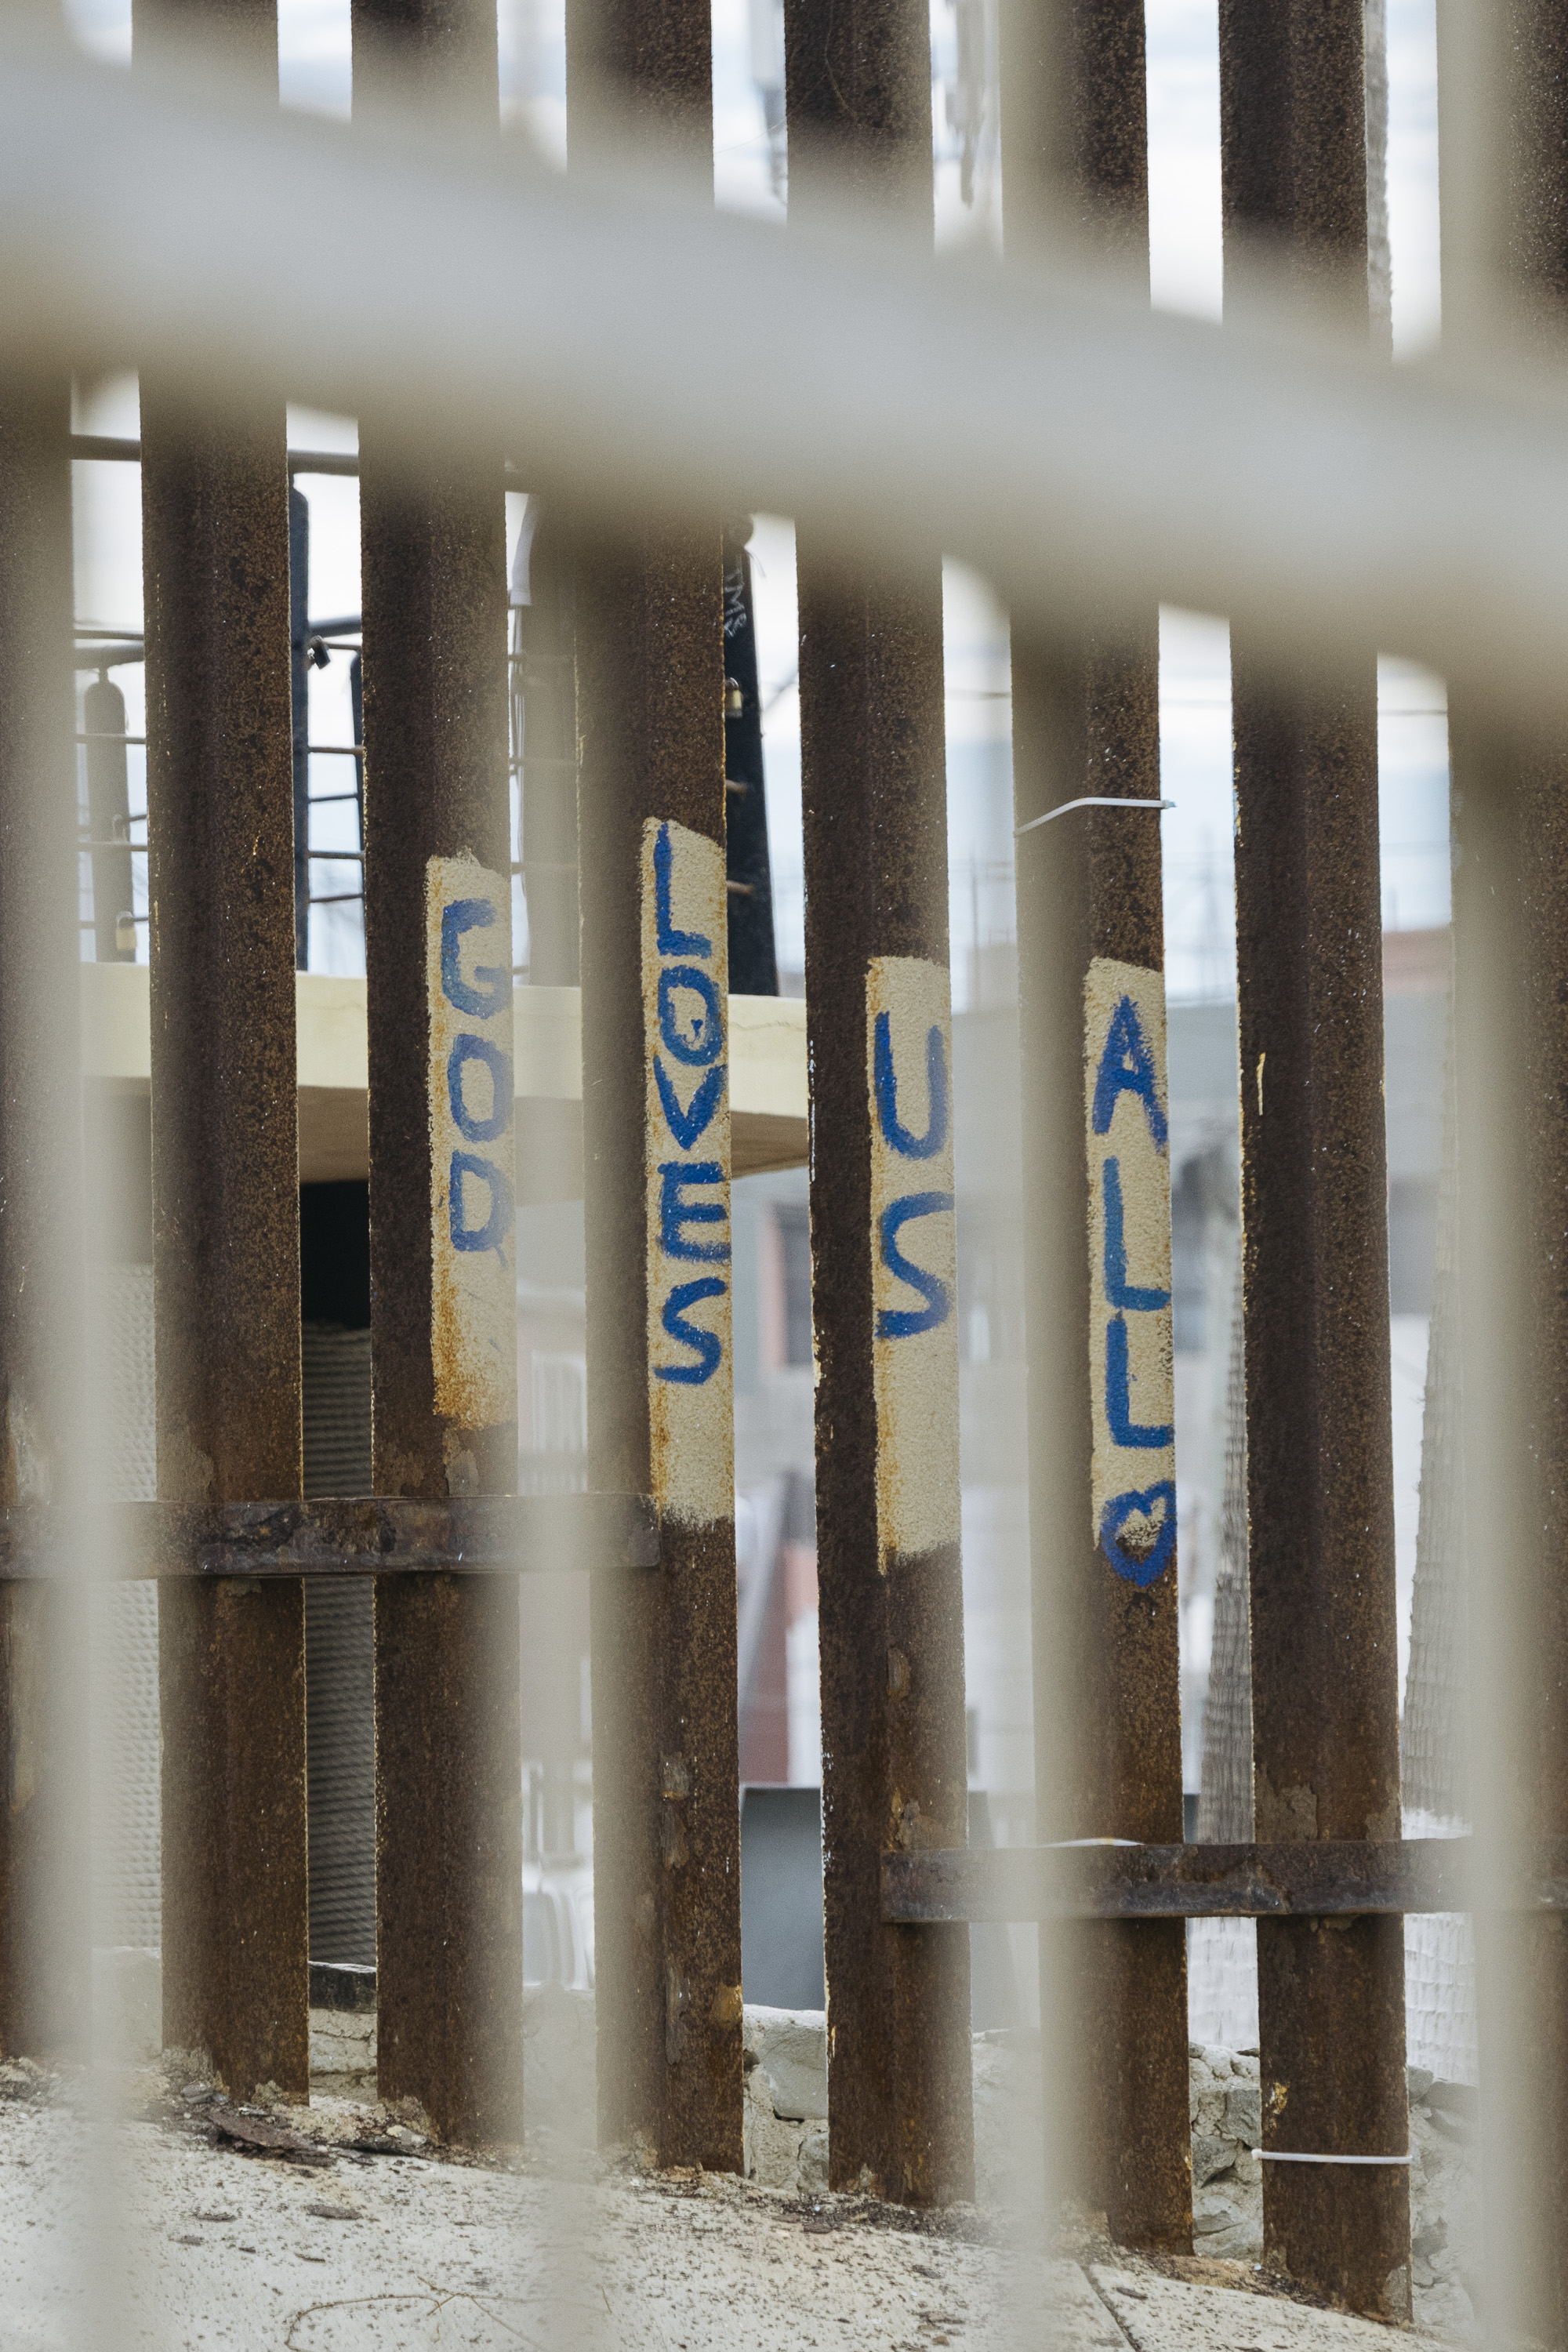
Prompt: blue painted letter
<box><xmin>1102</xmin><ymin>1157</ymin><xmax>1171</xmax><ymax>1312</ymax></box>
<box><xmin>873</xmin><ymin>1012</ymin><xmax>949</xmax><ymax>1160</ymax></box>
<box><xmin>659</xmin><ymin>1161</ymin><xmax>730</xmax><ymax>1263</ymax></box>
<box><xmin>1091</xmin><ymin>996</ymin><xmax>1168</xmax><ymax>1152</ymax></box>
<box><xmin>447</xmin><ymin>1034</ymin><xmax>514</xmax><ymax>1145</ymax></box>
<box><xmin>441</xmin><ymin>898</ymin><xmax>509</xmax><ymax>1019</ymax></box>
<box><xmin>656</xmin><ymin>1277</ymin><xmax>727</xmax><ymax>1384</ymax></box>
<box><xmin>655</xmin><ymin>823</ymin><xmax>713</xmax><ymax>959</ymax></box>
<box><xmin>449</xmin><ymin>1151</ymin><xmax>515</xmax><ymax>1256</ymax></box>
<box><xmin>1105</xmin><ymin>1314</ymin><xmax>1174</xmax><ymax>1447</ymax></box>
<box><xmin>659</xmin><ymin>966</ymin><xmax>725</xmax><ymax>1068</ymax></box>
<box><xmin>655</xmin><ymin>1058</ymin><xmax>724</xmax><ymax>1150</ymax></box>
<box><xmin>876</xmin><ymin>1191</ymin><xmax>953</xmax><ymax>1338</ymax></box>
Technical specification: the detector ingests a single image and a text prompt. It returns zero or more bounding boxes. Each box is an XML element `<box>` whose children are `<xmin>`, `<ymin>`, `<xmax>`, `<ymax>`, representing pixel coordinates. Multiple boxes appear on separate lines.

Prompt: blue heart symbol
<box><xmin>1099</xmin><ymin>1481</ymin><xmax>1177</xmax><ymax>1588</ymax></box>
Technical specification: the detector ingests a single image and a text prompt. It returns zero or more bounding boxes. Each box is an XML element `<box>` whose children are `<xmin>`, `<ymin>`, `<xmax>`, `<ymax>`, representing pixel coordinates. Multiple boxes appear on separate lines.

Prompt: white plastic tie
<box><xmin>1250</xmin><ymin>2149</ymin><xmax>1414</xmax><ymax>2166</ymax></box>
<box><xmin>1015</xmin><ymin>796</ymin><xmax>1175</xmax><ymax>836</ymax></box>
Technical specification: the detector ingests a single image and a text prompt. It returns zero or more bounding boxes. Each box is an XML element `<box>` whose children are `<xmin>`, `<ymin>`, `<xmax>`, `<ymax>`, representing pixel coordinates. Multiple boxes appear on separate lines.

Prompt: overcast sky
<box><xmin>65</xmin><ymin>0</ymin><xmax>1452</xmax><ymax>996</ymax></box>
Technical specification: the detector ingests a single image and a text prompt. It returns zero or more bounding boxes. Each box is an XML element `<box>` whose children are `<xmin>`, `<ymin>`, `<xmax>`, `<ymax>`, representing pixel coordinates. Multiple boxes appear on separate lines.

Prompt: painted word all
<box><xmin>427</xmin><ymin>854</ymin><xmax>517</xmax><ymax>1431</ymax></box>
<box><xmin>866</xmin><ymin>956</ymin><xmax>960</xmax><ymax>1565</ymax></box>
<box><xmin>1084</xmin><ymin>958</ymin><xmax>1175</xmax><ymax>1588</ymax></box>
<box><xmin>642</xmin><ymin>819</ymin><xmax>734</xmax><ymax>1523</ymax></box>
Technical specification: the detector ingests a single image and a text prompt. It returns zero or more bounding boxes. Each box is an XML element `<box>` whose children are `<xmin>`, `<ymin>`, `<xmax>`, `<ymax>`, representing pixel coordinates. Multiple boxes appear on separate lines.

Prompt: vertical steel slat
<box><xmin>1446</xmin><ymin>714</ymin><xmax>1568</xmax><ymax>2347</ymax></box>
<box><xmin>289</xmin><ymin>484</ymin><xmax>310</xmax><ymax>970</ymax></box>
<box><xmin>136</xmin><ymin>0</ymin><xmax>309</xmax><ymax>2100</ymax></box>
<box><xmin>1443</xmin><ymin>8</ymin><xmax>1568</xmax><ymax>2335</ymax></box>
<box><xmin>998</xmin><ymin>0</ymin><xmax>1191</xmax><ymax>2253</ymax></box>
<box><xmin>0</xmin><ymin>380</ymin><xmax>86</xmax><ymax>2060</ymax></box>
<box><xmin>141</xmin><ymin>404</ymin><xmax>310</xmax><ymax>2096</ymax></box>
<box><xmin>1219</xmin><ymin>0</ymin><xmax>1409</xmax><ymax>2312</ymax></box>
<box><xmin>353</xmin><ymin>0</ymin><xmax>524</xmax><ymax>2149</ymax></box>
<box><xmin>575</xmin><ymin>530</ymin><xmax>742</xmax><ymax>2168</ymax></box>
<box><xmin>786</xmin><ymin>0</ymin><xmax>973</xmax><ymax>2205</ymax></box>
<box><xmin>566</xmin><ymin>0</ymin><xmax>743</xmax><ymax>2176</ymax></box>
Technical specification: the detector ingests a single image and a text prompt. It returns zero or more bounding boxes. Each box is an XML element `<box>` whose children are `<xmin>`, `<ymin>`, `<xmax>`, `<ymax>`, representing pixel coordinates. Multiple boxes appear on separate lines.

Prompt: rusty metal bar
<box><xmin>575</xmin><ymin>537</ymin><xmax>744</xmax><ymax>2169</ymax></box>
<box><xmin>82</xmin><ymin>675</ymin><xmax>136</xmax><ymax>962</ymax></box>
<box><xmin>140</xmin><ymin>412</ymin><xmax>310</xmax><ymax>2093</ymax></box>
<box><xmin>1218</xmin><ymin>0</ymin><xmax>1408</xmax><ymax>2313</ymax></box>
<box><xmin>0</xmin><ymin>1493</ymin><xmax>659</xmax><ymax>1579</ymax></box>
<box><xmin>0</xmin><ymin>379</ymin><xmax>87</xmax><ymax>2060</ymax></box>
<box><xmin>136</xmin><ymin>0</ymin><xmax>309</xmax><ymax>2104</ymax></box>
<box><xmin>565</xmin><ymin>0</ymin><xmax>744</xmax><ymax>2178</ymax></box>
<box><xmin>786</xmin><ymin>0</ymin><xmax>972</xmax><ymax>2210</ymax></box>
<box><xmin>353</xmin><ymin>0</ymin><xmax>524</xmax><ymax>2149</ymax></box>
<box><xmin>999</xmin><ymin>0</ymin><xmax>1189</xmax><ymax>2258</ymax></box>
<box><xmin>883</xmin><ymin>1838</ymin><xmax>1568</xmax><ymax>1922</ymax></box>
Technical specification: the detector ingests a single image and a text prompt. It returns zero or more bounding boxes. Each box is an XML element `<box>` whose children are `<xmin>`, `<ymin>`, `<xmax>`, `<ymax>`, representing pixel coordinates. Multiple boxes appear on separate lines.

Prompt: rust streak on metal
<box><xmin>137</xmin><ymin>0</ymin><xmax>310</xmax><ymax>2106</ymax></box>
<box><xmin>787</xmin><ymin>0</ymin><xmax>973</xmax><ymax>2209</ymax></box>
<box><xmin>1221</xmin><ymin>0</ymin><xmax>1408</xmax><ymax>2312</ymax></box>
<box><xmin>355</xmin><ymin>0</ymin><xmax>524</xmax><ymax>2151</ymax></box>
<box><xmin>1000</xmin><ymin>0</ymin><xmax>1190</xmax><ymax>2257</ymax></box>
<box><xmin>0</xmin><ymin>378</ymin><xmax>87</xmax><ymax>2060</ymax></box>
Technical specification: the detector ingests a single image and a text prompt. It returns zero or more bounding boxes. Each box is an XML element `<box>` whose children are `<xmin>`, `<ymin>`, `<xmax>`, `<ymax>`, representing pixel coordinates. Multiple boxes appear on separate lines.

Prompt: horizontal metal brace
<box><xmin>880</xmin><ymin>1838</ymin><xmax>1568</xmax><ymax>1921</ymax></box>
<box><xmin>71</xmin><ymin>432</ymin><xmax>362</xmax><ymax>478</ymax></box>
<box><xmin>0</xmin><ymin>1490</ymin><xmax>659</xmax><ymax>1580</ymax></box>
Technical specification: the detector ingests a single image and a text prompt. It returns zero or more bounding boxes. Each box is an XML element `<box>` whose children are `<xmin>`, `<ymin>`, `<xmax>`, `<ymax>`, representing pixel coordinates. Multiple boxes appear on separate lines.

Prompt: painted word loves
<box><xmin>642</xmin><ymin>819</ymin><xmax>734</xmax><ymax>1523</ymax></box>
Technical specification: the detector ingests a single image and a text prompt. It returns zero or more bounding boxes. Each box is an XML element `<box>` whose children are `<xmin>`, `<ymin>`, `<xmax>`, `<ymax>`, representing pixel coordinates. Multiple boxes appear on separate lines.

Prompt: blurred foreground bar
<box><xmin>354</xmin><ymin>0</ymin><xmax>524</xmax><ymax>2149</ymax></box>
<box><xmin>1443</xmin><ymin>10</ymin><xmax>1568</xmax><ymax>2338</ymax></box>
<box><xmin>788</xmin><ymin>0</ymin><xmax>974</xmax><ymax>2209</ymax></box>
<box><xmin>1000</xmin><ymin>0</ymin><xmax>1190</xmax><ymax>2257</ymax></box>
<box><xmin>1220</xmin><ymin>0</ymin><xmax>1408</xmax><ymax>2313</ymax></box>
<box><xmin>138</xmin><ymin>0</ymin><xmax>307</xmax><ymax>2114</ymax></box>
<box><xmin>0</xmin><ymin>379</ymin><xmax>86</xmax><ymax>2059</ymax></box>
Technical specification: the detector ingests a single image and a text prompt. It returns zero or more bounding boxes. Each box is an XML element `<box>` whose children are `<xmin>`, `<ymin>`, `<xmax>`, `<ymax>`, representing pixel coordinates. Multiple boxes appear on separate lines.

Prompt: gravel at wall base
<box><xmin>83</xmin><ymin>1956</ymin><xmax>1482</xmax><ymax>2342</ymax></box>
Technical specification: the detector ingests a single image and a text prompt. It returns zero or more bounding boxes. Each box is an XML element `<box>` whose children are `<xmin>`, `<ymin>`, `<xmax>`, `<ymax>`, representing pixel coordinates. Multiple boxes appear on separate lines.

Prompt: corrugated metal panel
<box><xmin>302</xmin><ymin>1321</ymin><xmax>376</xmax><ymax>1968</ymax></box>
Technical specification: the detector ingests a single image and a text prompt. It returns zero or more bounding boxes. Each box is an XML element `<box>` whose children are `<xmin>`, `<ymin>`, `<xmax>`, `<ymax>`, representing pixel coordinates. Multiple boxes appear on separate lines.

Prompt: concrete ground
<box><xmin>2</xmin><ymin>2060</ymin><xmax>1465</xmax><ymax>2352</ymax></box>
